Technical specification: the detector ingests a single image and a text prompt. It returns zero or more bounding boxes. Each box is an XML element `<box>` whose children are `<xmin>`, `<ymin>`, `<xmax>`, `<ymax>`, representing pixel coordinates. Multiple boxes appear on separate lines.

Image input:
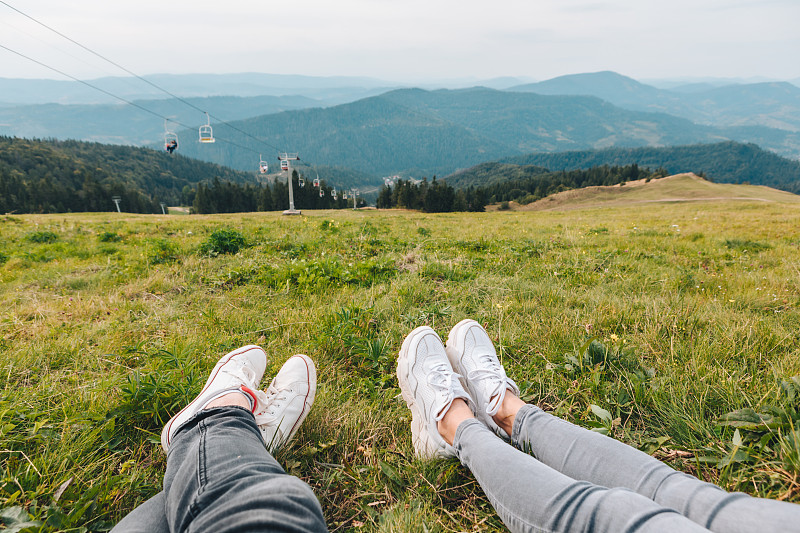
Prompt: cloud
<box><xmin>1</xmin><ymin>0</ymin><xmax>797</xmax><ymax>80</ymax></box>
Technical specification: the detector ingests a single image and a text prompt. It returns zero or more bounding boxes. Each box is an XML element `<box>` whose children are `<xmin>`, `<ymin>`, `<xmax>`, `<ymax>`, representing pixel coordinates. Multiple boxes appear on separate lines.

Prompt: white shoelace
<box><xmin>428</xmin><ymin>360</ymin><xmax>464</xmax><ymax>422</ymax></box>
<box><xmin>221</xmin><ymin>365</ymin><xmax>258</xmax><ymax>388</ymax></box>
<box><xmin>255</xmin><ymin>384</ymin><xmax>290</xmax><ymax>420</ymax></box>
<box><xmin>468</xmin><ymin>354</ymin><xmax>511</xmax><ymax>416</ymax></box>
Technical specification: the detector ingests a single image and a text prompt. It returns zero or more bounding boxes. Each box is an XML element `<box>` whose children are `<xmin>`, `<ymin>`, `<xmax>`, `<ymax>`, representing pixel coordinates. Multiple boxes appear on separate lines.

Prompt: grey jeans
<box><xmin>111</xmin><ymin>406</ymin><xmax>327</xmax><ymax>533</ymax></box>
<box><xmin>454</xmin><ymin>404</ymin><xmax>800</xmax><ymax>533</ymax></box>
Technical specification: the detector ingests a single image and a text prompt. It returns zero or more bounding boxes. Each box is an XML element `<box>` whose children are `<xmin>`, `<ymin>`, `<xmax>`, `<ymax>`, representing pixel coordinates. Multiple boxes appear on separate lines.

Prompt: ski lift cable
<box><xmin>0</xmin><ymin>42</ymin><xmax>345</xmax><ymax>195</ymax></box>
<box><xmin>0</xmin><ymin>1</ymin><xmax>284</xmax><ymax>155</ymax></box>
<box><xmin>0</xmin><ymin>18</ymin><xmax>136</xmax><ymax>84</ymax></box>
<box><xmin>0</xmin><ymin>42</ymin><xmax>266</xmax><ymax>158</ymax></box>
<box><xmin>1</xmin><ymin>1</ymin><xmax>352</xmax><ymax>195</ymax></box>
<box><xmin>0</xmin><ymin>2</ymin><xmax>347</xmax><ymax>195</ymax></box>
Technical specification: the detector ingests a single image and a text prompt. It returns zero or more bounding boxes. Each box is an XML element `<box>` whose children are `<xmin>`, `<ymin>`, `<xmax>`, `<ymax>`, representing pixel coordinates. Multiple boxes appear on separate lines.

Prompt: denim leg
<box><xmin>512</xmin><ymin>405</ymin><xmax>800</xmax><ymax>533</ymax></box>
<box><xmin>110</xmin><ymin>491</ymin><xmax>169</xmax><ymax>533</ymax></box>
<box><xmin>163</xmin><ymin>406</ymin><xmax>328</xmax><ymax>533</ymax></box>
<box><xmin>454</xmin><ymin>418</ymin><xmax>710</xmax><ymax>533</ymax></box>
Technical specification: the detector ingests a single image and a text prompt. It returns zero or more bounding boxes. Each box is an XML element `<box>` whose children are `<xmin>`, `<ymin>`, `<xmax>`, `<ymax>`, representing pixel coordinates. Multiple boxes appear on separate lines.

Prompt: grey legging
<box><xmin>111</xmin><ymin>406</ymin><xmax>327</xmax><ymax>533</ymax></box>
<box><xmin>454</xmin><ymin>404</ymin><xmax>800</xmax><ymax>533</ymax></box>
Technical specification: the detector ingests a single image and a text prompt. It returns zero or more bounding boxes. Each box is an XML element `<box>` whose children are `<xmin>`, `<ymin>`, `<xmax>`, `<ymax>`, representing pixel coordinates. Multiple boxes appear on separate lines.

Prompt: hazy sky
<box><xmin>1</xmin><ymin>0</ymin><xmax>798</xmax><ymax>82</ymax></box>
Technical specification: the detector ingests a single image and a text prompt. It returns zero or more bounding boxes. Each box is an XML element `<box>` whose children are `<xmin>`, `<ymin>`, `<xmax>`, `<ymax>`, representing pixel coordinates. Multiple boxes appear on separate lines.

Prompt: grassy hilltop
<box><xmin>1</xmin><ymin>198</ymin><xmax>800</xmax><ymax>530</ymax></box>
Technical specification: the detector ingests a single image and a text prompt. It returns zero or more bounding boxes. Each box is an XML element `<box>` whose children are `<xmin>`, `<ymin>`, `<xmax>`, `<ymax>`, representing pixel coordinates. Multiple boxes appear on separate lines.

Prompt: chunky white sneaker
<box><xmin>161</xmin><ymin>345</ymin><xmax>267</xmax><ymax>452</ymax></box>
<box><xmin>446</xmin><ymin>319</ymin><xmax>520</xmax><ymax>439</ymax></box>
<box><xmin>397</xmin><ymin>326</ymin><xmax>475</xmax><ymax>459</ymax></box>
<box><xmin>255</xmin><ymin>354</ymin><xmax>317</xmax><ymax>453</ymax></box>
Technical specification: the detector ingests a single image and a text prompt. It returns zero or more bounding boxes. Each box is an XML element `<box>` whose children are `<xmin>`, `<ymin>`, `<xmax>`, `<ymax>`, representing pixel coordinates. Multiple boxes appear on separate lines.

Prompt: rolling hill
<box><xmin>518</xmin><ymin>173</ymin><xmax>800</xmax><ymax>211</ymax></box>
<box><xmin>0</xmin><ymin>136</ymin><xmax>257</xmax><ymax>213</ymax></box>
<box><xmin>461</xmin><ymin>142</ymin><xmax>800</xmax><ymax>193</ymax></box>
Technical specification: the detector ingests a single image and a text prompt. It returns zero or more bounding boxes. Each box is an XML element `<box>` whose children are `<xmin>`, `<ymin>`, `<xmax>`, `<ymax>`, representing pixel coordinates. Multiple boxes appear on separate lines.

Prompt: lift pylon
<box><xmin>278</xmin><ymin>152</ymin><xmax>301</xmax><ymax>215</ymax></box>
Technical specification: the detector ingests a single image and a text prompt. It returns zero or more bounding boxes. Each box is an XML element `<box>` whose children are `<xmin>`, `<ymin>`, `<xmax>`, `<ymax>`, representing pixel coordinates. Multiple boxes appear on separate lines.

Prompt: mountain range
<box><xmin>2</xmin><ymin>71</ymin><xmax>800</xmax><ymax>185</ymax></box>
<box><xmin>172</xmin><ymin>86</ymin><xmax>800</xmax><ymax>178</ymax></box>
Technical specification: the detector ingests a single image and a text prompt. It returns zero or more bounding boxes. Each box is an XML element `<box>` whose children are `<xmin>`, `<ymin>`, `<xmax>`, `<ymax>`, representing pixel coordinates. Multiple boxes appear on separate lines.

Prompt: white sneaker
<box><xmin>255</xmin><ymin>354</ymin><xmax>317</xmax><ymax>453</ymax></box>
<box><xmin>161</xmin><ymin>345</ymin><xmax>267</xmax><ymax>452</ymax></box>
<box><xmin>446</xmin><ymin>319</ymin><xmax>519</xmax><ymax>439</ymax></box>
<box><xmin>397</xmin><ymin>326</ymin><xmax>475</xmax><ymax>459</ymax></box>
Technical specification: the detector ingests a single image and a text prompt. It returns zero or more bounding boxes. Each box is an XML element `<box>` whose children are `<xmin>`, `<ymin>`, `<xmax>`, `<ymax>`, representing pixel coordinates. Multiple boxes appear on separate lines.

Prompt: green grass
<box><xmin>1</xmin><ymin>202</ymin><xmax>800</xmax><ymax>531</ymax></box>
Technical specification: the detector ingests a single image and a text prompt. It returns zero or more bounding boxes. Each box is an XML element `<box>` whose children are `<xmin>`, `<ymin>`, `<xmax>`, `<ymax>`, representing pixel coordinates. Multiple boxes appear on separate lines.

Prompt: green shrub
<box><xmin>147</xmin><ymin>238</ymin><xmax>180</xmax><ymax>264</ymax></box>
<box><xmin>199</xmin><ymin>228</ymin><xmax>247</xmax><ymax>256</ymax></box>
<box><xmin>723</xmin><ymin>239</ymin><xmax>771</xmax><ymax>253</ymax></box>
<box><xmin>26</xmin><ymin>230</ymin><xmax>58</xmax><ymax>243</ymax></box>
<box><xmin>98</xmin><ymin>231</ymin><xmax>122</xmax><ymax>242</ymax></box>
<box><xmin>0</xmin><ymin>251</ymin><xmax>7</xmax><ymax>265</ymax></box>
<box><xmin>256</xmin><ymin>257</ymin><xmax>396</xmax><ymax>292</ymax></box>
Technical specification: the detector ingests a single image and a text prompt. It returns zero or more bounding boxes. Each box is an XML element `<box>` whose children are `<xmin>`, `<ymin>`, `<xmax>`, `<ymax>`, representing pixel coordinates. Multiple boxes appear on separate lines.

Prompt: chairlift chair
<box><xmin>313</xmin><ymin>178</ymin><xmax>320</xmax><ymax>187</ymax></box>
<box><xmin>299</xmin><ymin>176</ymin><xmax>305</xmax><ymax>187</ymax></box>
<box><xmin>199</xmin><ymin>112</ymin><xmax>215</xmax><ymax>143</ymax></box>
<box><xmin>164</xmin><ymin>119</ymin><xmax>178</xmax><ymax>153</ymax></box>
<box><xmin>280</xmin><ymin>160</ymin><xmax>289</xmax><ymax>171</ymax></box>
<box><xmin>164</xmin><ymin>134</ymin><xmax>178</xmax><ymax>153</ymax></box>
<box><xmin>259</xmin><ymin>155</ymin><xmax>269</xmax><ymax>174</ymax></box>
<box><xmin>319</xmin><ymin>188</ymin><xmax>324</xmax><ymax>198</ymax></box>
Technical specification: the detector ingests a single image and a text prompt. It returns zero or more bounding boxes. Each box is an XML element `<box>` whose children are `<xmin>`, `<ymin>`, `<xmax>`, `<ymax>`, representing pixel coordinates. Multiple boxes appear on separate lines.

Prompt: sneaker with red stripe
<box><xmin>160</xmin><ymin>345</ymin><xmax>267</xmax><ymax>452</ymax></box>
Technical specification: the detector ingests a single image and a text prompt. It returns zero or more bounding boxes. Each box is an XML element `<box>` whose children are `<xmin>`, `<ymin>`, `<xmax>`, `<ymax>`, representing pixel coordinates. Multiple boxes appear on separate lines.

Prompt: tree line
<box><xmin>474</xmin><ymin>164</ymin><xmax>664</xmax><ymax>205</ymax></box>
<box><xmin>374</xmin><ymin>164</ymin><xmax>661</xmax><ymax>212</ymax></box>
<box><xmin>192</xmin><ymin>173</ymin><xmax>362</xmax><ymax>214</ymax></box>
<box><xmin>376</xmin><ymin>177</ymin><xmax>488</xmax><ymax>212</ymax></box>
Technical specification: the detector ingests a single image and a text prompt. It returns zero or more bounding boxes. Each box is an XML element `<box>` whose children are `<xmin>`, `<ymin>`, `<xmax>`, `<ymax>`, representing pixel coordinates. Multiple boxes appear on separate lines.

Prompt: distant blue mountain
<box><xmin>510</xmin><ymin>71</ymin><xmax>800</xmax><ymax>132</ymax></box>
<box><xmin>0</xmin><ymin>72</ymin><xmax>397</xmax><ymax>106</ymax></box>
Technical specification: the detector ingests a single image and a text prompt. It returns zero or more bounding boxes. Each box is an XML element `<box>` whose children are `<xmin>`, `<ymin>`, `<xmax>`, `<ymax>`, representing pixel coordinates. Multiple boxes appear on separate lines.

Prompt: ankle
<box><xmin>204</xmin><ymin>390</ymin><xmax>254</xmax><ymax>411</ymax></box>
<box><xmin>492</xmin><ymin>393</ymin><xmax>525</xmax><ymax>437</ymax></box>
<box><xmin>437</xmin><ymin>399</ymin><xmax>474</xmax><ymax>446</ymax></box>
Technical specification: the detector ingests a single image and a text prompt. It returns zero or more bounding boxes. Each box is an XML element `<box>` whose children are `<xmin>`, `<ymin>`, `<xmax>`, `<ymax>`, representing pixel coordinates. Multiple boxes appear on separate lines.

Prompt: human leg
<box><xmin>399</xmin><ymin>327</ymin><xmax>709</xmax><ymax>533</ymax></box>
<box><xmin>109</xmin><ymin>491</ymin><xmax>168</xmax><ymax>533</ymax></box>
<box><xmin>114</xmin><ymin>346</ymin><xmax>326</xmax><ymax>532</ymax></box>
<box><xmin>453</xmin><ymin>416</ymin><xmax>710</xmax><ymax>533</ymax></box>
<box><xmin>512</xmin><ymin>404</ymin><xmax>800</xmax><ymax>533</ymax></box>
<box><xmin>163</xmin><ymin>406</ymin><xmax>326</xmax><ymax>533</ymax></box>
<box><xmin>446</xmin><ymin>319</ymin><xmax>800</xmax><ymax>533</ymax></box>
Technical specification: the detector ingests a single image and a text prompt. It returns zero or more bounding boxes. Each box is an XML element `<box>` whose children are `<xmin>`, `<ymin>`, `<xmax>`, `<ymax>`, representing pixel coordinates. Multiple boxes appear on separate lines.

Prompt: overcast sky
<box><xmin>1</xmin><ymin>0</ymin><xmax>798</xmax><ymax>83</ymax></box>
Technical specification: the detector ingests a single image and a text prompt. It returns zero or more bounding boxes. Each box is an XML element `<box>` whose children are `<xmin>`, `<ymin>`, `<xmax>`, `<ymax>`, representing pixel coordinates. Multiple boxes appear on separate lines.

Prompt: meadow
<box><xmin>1</xmin><ymin>200</ymin><xmax>799</xmax><ymax>531</ymax></box>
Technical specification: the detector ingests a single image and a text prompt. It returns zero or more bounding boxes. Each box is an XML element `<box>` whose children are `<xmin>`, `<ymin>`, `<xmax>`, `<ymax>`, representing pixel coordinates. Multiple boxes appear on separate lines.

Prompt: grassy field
<box><xmin>1</xmin><ymin>199</ymin><xmax>800</xmax><ymax>531</ymax></box>
<box><xmin>520</xmin><ymin>173</ymin><xmax>800</xmax><ymax>211</ymax></box>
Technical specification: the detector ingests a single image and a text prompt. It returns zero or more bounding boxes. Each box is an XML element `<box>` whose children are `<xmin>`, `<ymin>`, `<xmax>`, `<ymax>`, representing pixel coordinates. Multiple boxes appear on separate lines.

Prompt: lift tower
<box><xmin>278</xmin><ymin>153</ymin><xmax>301</xmax><ymax>215</ymax></box>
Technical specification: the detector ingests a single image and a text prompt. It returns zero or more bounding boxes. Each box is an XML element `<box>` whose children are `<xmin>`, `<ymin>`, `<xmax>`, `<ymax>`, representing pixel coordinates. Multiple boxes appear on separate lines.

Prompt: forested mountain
<box><xmin>511</xmin><ymin>71</ymin><xmax>800</xmax><ymax>132</ymax></box>
<box><xmin>175</xmin><ymin>92</ymin><xmax>516</xmax><ymax>177</ymax></box>
<box><xmin>173</xmin><ymin>86</ymin><xmax>800</xmax><ymax>178</ymax></box>
<box><xmin>0</xmin><ymin>136</ymin><xmax>256</xmax><ymax>213</ymax></box>
<box><xmin>446</xmin><ymin>142</ymin><xmax>800</xmax><ymax>193</ymax></box>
